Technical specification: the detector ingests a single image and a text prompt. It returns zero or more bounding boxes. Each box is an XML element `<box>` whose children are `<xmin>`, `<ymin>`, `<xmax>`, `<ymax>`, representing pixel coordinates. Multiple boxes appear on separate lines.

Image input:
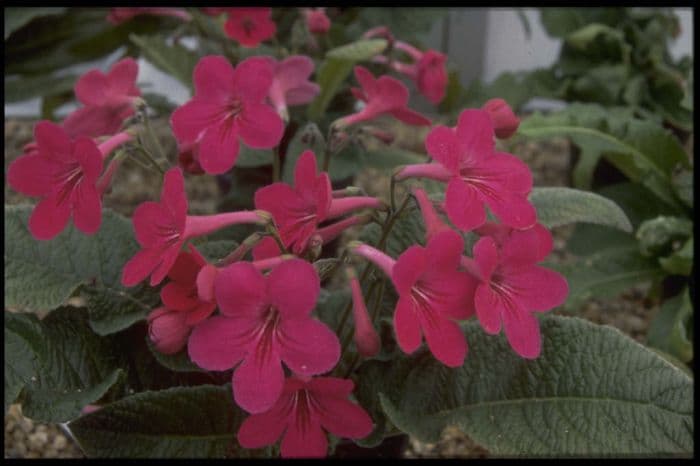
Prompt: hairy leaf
<box><xmin>648</xmin><ymin>289</ymin><xmax>693</xmax><ymax>363</ymax></box>
<box><xmin>379</xmin><ymin>316</ymin><xmax>693</xmax><ymax>456</ymax></box>
<box><xmin>529</xmin><ymin>187</ymin><xmax>632</xmax><ymax>232</ymax></box>
<box><xmin>130</xmin><ymin>33</ymin><xmax>198</xmax><ymax>89</ymax></box>
<box><xmin>327</xmin><ymin>39</ymin><xmax>387</xmax><ymax>61</ymax></box>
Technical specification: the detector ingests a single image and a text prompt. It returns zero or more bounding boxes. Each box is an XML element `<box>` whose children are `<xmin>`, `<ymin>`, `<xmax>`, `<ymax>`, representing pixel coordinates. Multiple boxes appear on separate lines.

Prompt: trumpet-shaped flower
<box><xmin>266</xmin><ymin>56</ymin><xmax>320</xmax><ymax>121</ymax></box>
<box><xmin>121</xmin><ymin>168</ymin><xmax>268</xmax><ymax>287</ymax></box>
<box><xmin>224</xmin><ymin>8</ymin><xmax>276</xmax><ymax>48</ymax></box>
<box><xmin>351</xmin><ymin>230</ymin><xmax>476</xmax><ymax>367</ymax></box>
<box><xmin>347</xmin><ymin>268</ymin><xmax>381</xmax><ymax>357</ymax></box>
<box><xmin>390</xmin><ymin>42</ymin><xmax>448</xmax><ymax>105</ymax></box>
<box><xmin>237</xmin><ymin>376</ymin><xmax>373</xmax><ymax>458</ymax></box>
<box><xmin>171</xmin><ymin>56</ymin><xmax>284</xmax><ymax>174</ymax></box>
<box><xmin>148</xmin><ymin>246</ymin><xmax>217</xmax><ymax>355</ymax></box>
<box><xmin>471</xmin><ymin>227</ymin><xmax>568</xmax><ymax>359</ymax></box>
<box><xmin>62</xmin><ymin>58</ymin><xmax>141</xmax><ymax>139</ymax></box>
<box><xmin>397</xmin><ymin>109</ymin><xmax>536</xmax><ymax>232</ymax></box>
<box><xmin>255</xmin><ymin>150</ymin><xmax>382</xmax><ymax>255</ymax></box>
<box><xmin>188</xmin><ymin>259</ymin><xmax>341</xmax><ymax>413</ymax></box>
<box><xmin>7</xmin><ymin>121</ymin><xmax>131</xmax><ymax>240</ymax></box>
<box><xmin>337</xmin><ymin>66</ymin><xmax>431</xmax><ymax>128</ymax></box>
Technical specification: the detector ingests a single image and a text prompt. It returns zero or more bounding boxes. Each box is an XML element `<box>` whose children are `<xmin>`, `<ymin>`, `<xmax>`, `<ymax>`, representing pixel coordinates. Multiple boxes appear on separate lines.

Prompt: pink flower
<box><xmin>482</xmin><ymin>98</ymin><xmax>520</xmax><ymax>139</ymax></box>
<box><xmin>188</xmin><ymin>259</ymin><xmax>341</xmax><ymax>413</ymax></box>
<box><xmin>177</xmin><ymin>141</ymin><xmax>205</xmax><ymax>175</ymax></box>
<box><xmin>62</xmin><ymin>58</ymin><xmax>141</xmax><ymax>139</ymax></box>
<box><xmin>396</xmin><ymin>109</ymin><xmax>536</xmax><ymax>232</ymax></box>
<box><xmin>302</xmin><ymin>7</ymin><xmax>331</xmax><ymax>34</ymax></box>
<box><xmin>470</xmin><ymin>227</ymin><xmax>568</xmax><ymax>359</ymax></box>
<box><xmin>7</xmin><ymin>122</ymin><xmax>131</xmax><ymax>240</ymax></box>
<box><xmin>121</xmin><ymin>167</ymin><xmax>268</xmax><ymax>287</ymax></box>
<box><xmin>238</xmin><ymin>376</ymin><xmax>373</xmax><ymax>458</ymax></box>
<box><xmin>389</xmin><ymin>42</ymin><xmax>448</xmax><ymax>105</ymax></box>
<box><xmin>412</xmin><ymin>187</ymin><xmax>452</xmax><ymax>242</ymax></box>
<box><xmin>347</xmin><ymin>268</ymin><xmax>381</xmax><ymax>358</ymax></box>
<box><xmin>266</xmin><ymin>56</ymin><xmax>320</xmax><ymax>121</ymax></box>
<box><xmin>255</xmin><ymin>150</ymin><xmax>382</xmax><ymax>255</ymax></box>
<box><xmin>171</xmin><ymin>56</ymin><xmax>284</xmax><ymax>174</ymax></box>
<box><xmin>350</xmin><ymin>230</ymin><xmax>476</xmax><ymax>367</ymax></box>
<box><xmin>148</xmin><ymin>246</ymin><xmax>217</xmax><ymax>355</ymax></box>
<box><xmin>337</xmin><ymin>66</ymin><xmax>431</xmax><ymax>128</ymax></box>
<box><xmin>224</xmin><ymin>8</ymin><xmax>276</xmax><ymax>48</ymax></box>
<box><xmin>107</xmin><ymin>7</ymin><xmax>191</xmax><ymax>24</ymax></box>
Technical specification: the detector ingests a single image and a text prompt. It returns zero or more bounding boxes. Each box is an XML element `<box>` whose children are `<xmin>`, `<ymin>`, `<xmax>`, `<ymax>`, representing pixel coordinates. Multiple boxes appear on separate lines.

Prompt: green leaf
<box><xmin>648</xmin><ymin>289</ymin><xmax>693</xmax><ymax>363</ymax></box>
<box><xmin>518</xmin><ymin>104</ymin><xmax>689</xmax><ymax>208</ymax></box>
<box><xmin>68</xmin><ymin>385</ymin><xmax>257</xmax><ymax>458</ymax></box>
<box><xmin>4</xmin><ymin>7</ymin><xmax>66</xmax><ymax>40</ymax></box>
<box><xmin>566</xmin><ymin>23</ymin><xmax>623</xmax><ymax>50</ymax></box>
<box><xmin>146</xmin><ymin>338</ymin><xmax>202</xmax><ymax>373</ymax></box>
<box><xmin>4</xmin><ymin>205</ymin><xmax>159</xmax><ymax>334</ymax></box>
<box><xmin>4</xmin><ymin>73</ymin><xmax>77</xmax><ymax>103</ymax></box>
<box><xmin>378</xmin><ymin>316</ymin><xmax>693</xmax><ymax>456</ymax></box>
<box><xmin>671</xmin><ymin>167</ymin><xmax>693</xmax><ymax>209</ymax></box>
<box><xmin>327</xmin><ymin>39</ymin><xmax>387</xmax><ymax>61</ymax></box>
<box><xmin>282</xmin><ymin>123</ymin><xmax>327</xmax><ymax>184</ymax></box>
<box><xmin>236</xmin><ymin>145</ymin><xmax>274</xmax><ymax>168</ymax></box>
<box><xmin>130</xmin><ymin>33</ymin><xmax>198</xmax><ymax>89</ymax></box>
<box><xmin>658</xmin><ymin>237</ymin><xmax>693</xmax><ymax>276</ymax></box>
<box><xmin>636</xmin><ymin>216</ymin><xmax>692</xmax><ymax>257</ymax></box>
<box><xmin>529</xmin><ymin>187</ymin><xmax>632</xmax><ymax>232</ymax></box>
<box><xmin>549</xmin><ymin>245</ymin><xmax>663</xmax><ymax>311</ymax></box>
<box><xmin>360</xmin><ymin>204</ymin><xmax>425</xmax><ymax>259</ymax></box>
<box><xmin>5</xmin><ymin>308</ymin><xmax>124</xmax><ymax>422</ymax></box>
<box><xmin>307</xmin><ymin>58</ymin><xmax>355</xmax><ymax>120</ymax></box>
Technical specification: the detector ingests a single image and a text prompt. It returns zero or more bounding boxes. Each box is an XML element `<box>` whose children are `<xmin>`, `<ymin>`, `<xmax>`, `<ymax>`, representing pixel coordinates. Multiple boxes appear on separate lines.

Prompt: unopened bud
<box><xmin>346</xmin><ymin>267</ymin><xmax>381</xmax><ymax>357</ymax></box>
<box><xmin>482</xmin><ymin>98</ymin><xmax>520</xmax><ymax>139</ymax></box>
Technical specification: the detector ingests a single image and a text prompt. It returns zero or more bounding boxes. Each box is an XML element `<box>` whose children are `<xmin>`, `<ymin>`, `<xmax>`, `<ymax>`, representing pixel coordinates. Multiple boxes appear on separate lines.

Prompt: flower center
<box><xmin>410</xmin><ymin>282</ymin><xmax>442</xmax><ymax>328</ymax></box>
<box><xmin>292</xmin><ymin>389</ymin><xmax>313</xmax><ymax>433</ymax></box>
<box><xmin>253</xmin><ymin>306</ymin><xmax>282</xmax><ymax>365</ymax></box>
<box><xmin>242</xmin><ymin>18</ymin><xmax>255</xmax><ymax>35</ymax></box>
<box><xmin>54</xmin><ymin>162</ymin><xmax>84</xmax><ymax>206</ymax></box>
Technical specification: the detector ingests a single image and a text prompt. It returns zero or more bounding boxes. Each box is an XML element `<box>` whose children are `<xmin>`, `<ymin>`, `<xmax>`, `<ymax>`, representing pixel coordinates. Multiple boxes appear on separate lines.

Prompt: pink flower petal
<box><xmin>393</xmin><ymin>296</ymin><xmax>422</xmax><ymax>354</ymax></box>
<box><xmin>232</xmin><ymin>57</ymin><xmax>274</xmax><ymax>103</ymax></box>
<box><xmin>489</xmin><ymin>151</ymin><xmax>533</xmax><ymax>195</ymax></box>
<box><xmin>193</xmin><ymin>55</ymin><xmax>236</xmax><ymax>102</ymax></box>
<box><xmin>499</xmin><ymin>227</ymin><xmax>544</xmax><ymax>267</ymax></box>
<box><xmin>353</xmin><ymin>66</ymin><xmax>377</xmax><ymax>95</ymax></box>
<box><xmin>444</xmin><ymin>177</ymin><xmax>486</xmax><ymax>232</ymax></box>
<box><xmin>254</xmin><ymin>182</ymin><xmax>301</xmax><ymax>225</ymax></box>
<box><xmin>280</xmin><ymin>419</ymin><xmax>327</xmax><ymax>458</ymax></box>
<box><xmin>75</xmin><ymin>70</ymin><xmax>109</xmax><ymax>106</ymax></box>
<box><xmin>197</xmin><ymin>121</ymin><xmax>241</xmax><ymax>174</ymax></box>
<box><xmin>160</xmin><ymin>168</ymin><xmax>188</xmax><ymax>229</ymax></box>
<box><xmin>188</xmin><ymin>315</ymin><xmax>251</xmax><ymax>370</ymax></box>
<box><xmin>121</xmin><ymin>247</ymin><xmax>163</xmax><ymax>287</ymax></box>
<box><xmin>533</xmin><ymin>223</ymin><xmax>554</xmax><ymax>262</ymax></box>
<box><xmin>132</xmin><ymin>202</ymin><xmax>169</xmax><ymax>247</ymax></box>
<box><xmin>7</xmin><ymin>153</ymin><xmax>55</xmax><ymax>197</ymax></box>
<box><xmin>388</xmin><ymin>107</ymin><xmax>432</xmax><ymax>126</ymax></box>
<box><xmin>233</xmin><ymin>351</ymin><xmax>284</xmax><ymax>413</ymax></box>
<box><xmin>506</xmin><ymin>266</ymin><xmax>569</xmax><ymax>312</ymax></box>
<box><xmin>316</xmin><ymin>396</ymin><xmax>374</xmax><ymax>439</ymax></box>
<box><xmin>474</xmin><ymin>283</ymin><xmax>503</xmax><ymax>334</ymax></box>
<box><xmin>294</xmin><ymin>150</ymin><xmax>319</xmax><ymax>194</ymax></box>
<box><xmin>391</xmin><ymin>245</ymin><xmax>427</xmax><ymax>295</ymax></box>
<box><xmin>502</xmin><ymin>307</ymin><xmax>541</xmax><ymax>359</ymax></box>
<box><xmin>195</xmin><ymin>265</ymin><xmax>218</xmax><ymax>304</ymax></box>
<box><xmin>170</xmin><ymin>99</ymin><xmax>223</xmax><ymax>145</ymax></box>
<box><xmin>34</xmin><ymin>121</ymin><xmax>72</xmax><ymax>162</ymax></box>
<box><xmin>73</xmin><ymin>137</ymin><xmax>103</xmax><ymax>182</ymax></box>
<box><xmin>278</xmin><ymin>318</ymin><xmax>340</xmax><ymax>376</ymax></box>
<box><xmin>160</xmin><ymin>282</ymin><xmax>198</xmax><ymax>311</ymax></box>
<box><xmin>71</xmin><ymin>181</ymin><xmax>102</xmax><ymax>235</ymax></box>
<box><xmin>485</xmin><ymin>190</ymin><xmax>537</xmax><ymax>230</ymax></box>
<box><xmin>107</xmin><ymin>57</ymin><xmax>139</xmax><ymax>97</ymax></box>
<box><xmin>455</xmin><ymin>109</ymin><xmax>495</xmax><ymax>164</ymax></box>
<box><xmin>267</xmin><ymin>259</ymin><xmax>320</xmax><ymax>318</ymax></box>
<box><xmin>237</xmin><ymin>399</ymin><xmax>291</xmax><ymax>449</ymax></box>
<box><xmin>168</xmin><ymin>250</ymin><xmax>202</xmax><ymax>285</ymax></box>
<box><xmin>424</xmin><ymin>230</ymin><xmax>463</xmax><ymax>271</ymax></box>
<box><xmin>62</xmin><ymin>104</ymin><xmax>128</xmax><ymax>139</ymax></box>
<box><xmin>421</xmin><ymin>317</ymin><xmax>467</xmax><ymax>367</ymax></box>
<box><xmin>149</xmin><ymin>243</ymin><xmax>183</xmax><ymax>287</ymax></box>
<box><xmin>237</xmin><ymin>102</ymin><xmax>284</xmax><ymax>149</ymax></box>
<box><xmin>252</xmin><ymin>236</ymin><xmax>282</xmax><ymax>261</ymax></box>
<box><xmin>426</xmin><ymin>125</ymin><xmax>460</xmax><ymax>173</ymax></box>
<box><xmin>28</xmin><ymin>194</ymin><xmax>71</xmax><ymax>240</ymax></box>
<box><xmin>275</xmin><ymin>55</ymin><xmax>315</xmax><ymax>89</ymax></box>
<box><xmin>215</xmin><ymin>261</ymin><xmax>267</xmax><ymax>317</ymax></box>
<box><xmin>473</xmin><ymin>236</ymin><xmax>499</xmax><ymax>282</ymax></box>
<box><xmin>284</xmin><ymin>82</ymin><xmax>320</xmax><ymax>106</ymax></box>
<box><xmin>184</xmin><ymin>302</ymin><xmax>216</xmax><ymax>326</ymax></box>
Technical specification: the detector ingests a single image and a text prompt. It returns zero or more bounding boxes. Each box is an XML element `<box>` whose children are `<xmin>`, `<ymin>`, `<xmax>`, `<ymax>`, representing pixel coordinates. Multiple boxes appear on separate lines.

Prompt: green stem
<box><xmin>390</xmin><ymin>174</ymin><xmax>397</xmax><ymax>213</ymax></box>
<box><xmin>143</xmin><ymin>114</ymin><xmax>167</xmax><ymax>164</ymax></box>
<box><xmin>133</xmin><ymin>139</ymin><xmax>165</xmax><ymax>175</ymax></box>
<box><xmin>265</xmin><ymin>224</ymin><xmax>288</xmax><ymax>254</ymax></box>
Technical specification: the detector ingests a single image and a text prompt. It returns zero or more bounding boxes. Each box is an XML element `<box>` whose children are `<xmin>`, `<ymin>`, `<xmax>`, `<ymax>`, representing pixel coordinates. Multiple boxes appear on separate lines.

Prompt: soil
<box><xmin>3</xmin><ymin>117</ymin><xmax>664</xmax><ymax>458</ymax></box>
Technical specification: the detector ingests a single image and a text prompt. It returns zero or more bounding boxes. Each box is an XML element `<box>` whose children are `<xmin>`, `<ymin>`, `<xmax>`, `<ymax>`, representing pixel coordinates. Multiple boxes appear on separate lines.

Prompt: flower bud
<box><xmin>147</xmin><ymin>307</ymin><xmax>190</xmax><ymax>355</ymax></box>
<box><xmin>482</xmin><ymin>98</ymin><xmax>520</xmax><ymax>139</ymax></box>
<box><xmin>346</xmin><ymin>268</ymin><xmax>381</xmax><ymax>357</ymax></box>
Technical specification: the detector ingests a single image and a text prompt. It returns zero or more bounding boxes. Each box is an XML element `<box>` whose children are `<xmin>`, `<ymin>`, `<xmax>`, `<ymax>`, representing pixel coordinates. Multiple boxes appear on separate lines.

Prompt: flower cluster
<box><xmin>8</xmin><ymin>17</ymin><xmax>570</xmax><ymax>457</ymax></box>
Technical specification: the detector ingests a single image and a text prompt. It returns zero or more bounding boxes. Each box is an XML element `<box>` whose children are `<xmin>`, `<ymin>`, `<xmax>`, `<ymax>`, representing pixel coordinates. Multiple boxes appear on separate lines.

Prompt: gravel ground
<box><xmin>3</xmin><ymin>117</ymin><xmax>662</xmax><ymax>458</ymax></box>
